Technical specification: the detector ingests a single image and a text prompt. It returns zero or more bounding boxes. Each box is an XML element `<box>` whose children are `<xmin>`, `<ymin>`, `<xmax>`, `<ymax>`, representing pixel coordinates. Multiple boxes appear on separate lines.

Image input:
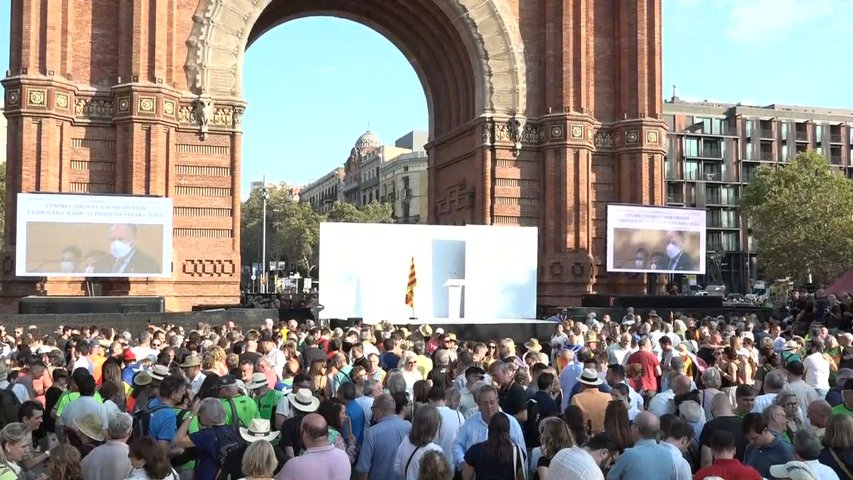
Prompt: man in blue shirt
<box><xmin>147</xmin><ymin>374</ymin><xmax>187</xmax><ymax>451</ymax></box>
<box><xmin>355</xmin><ymin>393</ymin><xmax>410</xmax><ymax>480</ymax></box>
<box><xmin>607</xmin><ymin>411</ymin><xmax>674</xmax><ymax>480</ymax></box>
<box><xmin>560</xmin><ymin>349</ymin><xmax>585</xmax><ymax>411</ymax></box>
<box><xmin>452</xmin><ymin>385</ymin><xmax>527</xmax><ymax>471</ymax></box>
<box><xmin>338</xmin><ymin>382</ymin><xmax>365</xmax><ymax>447</ymax></box>
<box><xmin>742</xmin><ymin>412</ymin><xmax>795</xmax><ymax>479</ymax></box>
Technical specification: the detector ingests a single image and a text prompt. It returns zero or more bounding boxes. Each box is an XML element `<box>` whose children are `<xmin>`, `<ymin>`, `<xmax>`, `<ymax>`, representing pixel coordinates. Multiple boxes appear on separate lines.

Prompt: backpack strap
<box><xmin>225</xmin><ymin>397</ymin><xmax>242</xmax><ymax>430</ymax></box>
<box><xmin>404</xmin><ymin>445</ymin><xmax>421</xmax><ymax>479</ymax></box>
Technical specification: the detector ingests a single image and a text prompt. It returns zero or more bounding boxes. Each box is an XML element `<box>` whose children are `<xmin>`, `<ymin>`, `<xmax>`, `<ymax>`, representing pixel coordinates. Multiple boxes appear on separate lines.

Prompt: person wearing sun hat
<box><xmin>523</xmin><ymin>338</ymin><xmax>542</xmax><ymax>353</ymax></box>
<box><xmin>72</xmin><ymin>412</ymin><xmax>106</xmax><ymax>456</ymax></box>
<box><xmin>769</xmin><ymin>460</ymin><xmax>817</xmax><ymax>480</ymax></box>
<box><xmin>418</xmin><ymin>324</ymin><xmax>433</xmax><ymax>338</ymax></box>
<box><xmin>570</xmin><ymin>368</ymin><xmax>610</xmax><ymax>434</ymax></box>
<box><xmin>279</xmin><ymin>388</ymin><xmax>322</xmax><ymax>458</ymax></box>
<box><xmin>248</xmin><ymin>372</ymin><xmax>287</xmax><ymax>430</ymax></box>
<box><xmin>213</xmin><ymin>418</ymin><xmax>288</xmax><ymax>479</ymax></box>
<box><xmin>180</xmin><ymin>354</ymin><xmax>206</xmax><ymax>395</ymax></box>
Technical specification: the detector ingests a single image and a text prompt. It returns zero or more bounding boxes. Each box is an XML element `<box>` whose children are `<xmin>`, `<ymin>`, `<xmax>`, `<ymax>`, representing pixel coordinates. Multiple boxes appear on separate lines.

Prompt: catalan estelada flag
<box><xmin>405</xmin><ymin>256</ymin><xmax>417</xmax><ymax>309</ymax></box>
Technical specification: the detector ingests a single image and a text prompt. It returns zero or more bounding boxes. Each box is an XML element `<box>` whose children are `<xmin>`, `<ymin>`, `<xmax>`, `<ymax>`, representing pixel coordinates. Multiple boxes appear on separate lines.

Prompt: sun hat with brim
<box><xmin>585</xmin><ymin>332</ymin><xmax>599</xmax><ymax>344</ymax></box>
<box><xmin>784</xmin><ymin>340</ymin><xmax>799</xmax><ymax>351</ymax></box>
<box><xmin>577</xmin><ymin>368</ymin><xmax>603</xmax><ymax>386</ymax></box>
<box><xmin>73</xmin><ymin>414</ymin><xmax>105</xmax><ymax>442</ymax></box>
<box><xmin>149</xmin><ymin>364</ymin><xmax>170</xmax><ymax>381</ymax></box>
<box><xmin>240</xmin><ymin>418</ymin><xmax>280</xmax><ymax>443</ymax></box>
<box><xmin>248</xmin><ymin>373</ymin><xmax>268</xmax><ymax>390</ymax></box>
<box><xmin>133</xmin><ymin>372</ymin><xmax>152</xmax><ymax>387</ymax></box>
<box><xmin>287</xmin><ymin>388</ymin><xmax>320</xmax><ymax>413</ymax></box>
<box><xmin>769</xmin><ymin>461</ymin><xmax>816</xmax><ymax>480</ymax></box>
<box><xmin>523</xmin><ymin>338</ymin><xmax>542</xmax><ymax>351</ymax></box>
<box><xmin>179</xmin><ymin>354</ymin><xmax>201</xmax><ymax>368</ymax></box>
<box><xmin>418</xmin><ymin>324</ymin><xmax>433</xmax><ymax>337</ymax></box>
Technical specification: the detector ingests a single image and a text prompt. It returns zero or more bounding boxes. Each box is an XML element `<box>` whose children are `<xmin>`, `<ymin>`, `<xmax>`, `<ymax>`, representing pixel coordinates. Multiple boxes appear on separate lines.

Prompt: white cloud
<box><xmin>724</xmin><ymin>0</ymin><xmax>835</xmax><ymax>42</ymax></box>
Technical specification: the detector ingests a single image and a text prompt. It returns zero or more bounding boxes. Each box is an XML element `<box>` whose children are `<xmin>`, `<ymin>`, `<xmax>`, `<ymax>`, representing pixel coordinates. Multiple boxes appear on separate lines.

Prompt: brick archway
<box><xmin>3</xmin><ymin>0</ymin><xmax>666</xmax><ymax>312</ymax></box>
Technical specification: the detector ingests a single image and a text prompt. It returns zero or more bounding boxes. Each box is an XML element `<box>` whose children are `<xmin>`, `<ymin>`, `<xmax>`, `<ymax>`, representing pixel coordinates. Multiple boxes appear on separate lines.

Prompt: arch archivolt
<box><xmin>184</xmin><ymin>0</ymin><xmax>527</xmax><ymax>119</ymax></box>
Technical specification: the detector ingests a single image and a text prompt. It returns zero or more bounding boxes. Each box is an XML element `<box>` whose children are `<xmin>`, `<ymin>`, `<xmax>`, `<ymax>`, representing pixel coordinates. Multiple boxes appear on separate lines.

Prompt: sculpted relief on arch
<box><xmin>184</xmin><ymin>0</ymin><xmax>528</xmax><ymax>118</ymax></box>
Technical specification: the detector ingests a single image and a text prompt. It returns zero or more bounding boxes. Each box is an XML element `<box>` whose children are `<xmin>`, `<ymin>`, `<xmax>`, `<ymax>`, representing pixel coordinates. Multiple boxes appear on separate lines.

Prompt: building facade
<box><xmin>300</xmin><ymin>168</ymin><xmax>345</xmax><ymax>213</ymax></box>
<box><xmin>3</xmin><ymin>0</ymin><xmax>664</xmax><ymax>311</ymax></box>
<box><xmin>664</xmin><ymin>97</ymin><xmax>853</xmax><ymax>293</ymax></box>
<box><xmin>380</xmin><ymin>151</ymin><xmax>429</xmax><ymax>223</ymax></box>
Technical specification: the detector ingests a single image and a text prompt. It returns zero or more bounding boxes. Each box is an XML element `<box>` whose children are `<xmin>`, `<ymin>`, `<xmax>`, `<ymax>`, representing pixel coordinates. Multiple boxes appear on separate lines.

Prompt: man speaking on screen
<box><xmin>664</xmin><ymin>230</ymin><xmax>696</xmax><ymax>271</ymax></box>
<box><xmin>105</xmin><ymin>223</ymin><xmax>160</xmax><ymax>274</ymax></box>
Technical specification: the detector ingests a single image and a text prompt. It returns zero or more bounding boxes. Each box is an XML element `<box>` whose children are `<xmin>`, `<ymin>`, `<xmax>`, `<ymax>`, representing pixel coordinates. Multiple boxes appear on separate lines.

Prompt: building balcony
<box><xmin>795</xmin><ymin>131</ymin><xmax>809</xmax><ymax>142</ymax></box>
<box><xmin>758</xmin><ymin>151</ymin><xmax>774</xmax><ymax>161</ymax></box>
<box><xmin>667</xmin><ymin>194</ymin><xmax>684</xmax><ymax>204</ymax></box>
<box><xmin>759</xmin><ymin>129</ymin><xmax>774</xmax><ymax>139</ymax></box>
<box><xmin>831</xmin><ymin>133</ymin><xmax>843</xmax><ymax>144</ymax></box>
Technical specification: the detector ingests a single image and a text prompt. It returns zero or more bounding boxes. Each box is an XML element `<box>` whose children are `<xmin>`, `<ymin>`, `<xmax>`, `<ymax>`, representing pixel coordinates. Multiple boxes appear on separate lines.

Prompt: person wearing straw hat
<box><xmin>216</xmin><ymin>418</ymin><xmax>287</xmax><ymax>479</ymax></box>
<box><xmin>418</xmin><ymin>325</ymin><xmax>433</xmax><ymax>338</ymax></box>
<box><xmin>247</xmin><ymin>373</ymin><xmax>287</xmax><ymax>430</ymax></box>
<box><xmin>524</xmin><ymin>338</ymin><xmax>542</xmax><ymax>353</ymax></box>
<box><xmin>570</xmin><ymin>368</ymin><xmax>610</xmax><ymax>435</ymax></box>
<box><xmin>180</xmin><ymin>354</ymin><xmax>206</xmax><ymax>395</ymax></box>
<box><xmin>72</xmin><ymin>413</ymin><xmax>105</xmax><ymax>456</ymax></box>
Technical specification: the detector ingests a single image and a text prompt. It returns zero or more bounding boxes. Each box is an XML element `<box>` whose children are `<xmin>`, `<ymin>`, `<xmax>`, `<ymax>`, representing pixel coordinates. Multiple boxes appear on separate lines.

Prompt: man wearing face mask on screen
<box><xmin>663</xmin><ymin>230</ymin><xmax>696</xmax><ymax>271</ymax></box>
<box><xmin>104</xmin><ymin>223</ymin><xmax>160</xmax><ymax>274</ymax></box>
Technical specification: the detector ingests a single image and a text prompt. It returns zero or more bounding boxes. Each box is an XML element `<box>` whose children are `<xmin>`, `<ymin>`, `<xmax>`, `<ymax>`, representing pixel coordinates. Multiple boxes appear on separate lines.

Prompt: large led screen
<box><xmin>606</xmin><ymin>204</ymin><xmax>706</xmax><ymax>274</ymax></box>
<box><xmin>319</xmin><ymin>223</ymin><xmax>538</xmax><ymax>322</ymax></box>
<box><xmin>16</xmin><ymin>193</ymin><xmax>173</xmax><ymax>278</ymax></box>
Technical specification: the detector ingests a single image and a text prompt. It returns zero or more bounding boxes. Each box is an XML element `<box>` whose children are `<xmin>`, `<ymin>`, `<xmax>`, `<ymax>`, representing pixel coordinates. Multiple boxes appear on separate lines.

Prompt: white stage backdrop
<box><xmin>319</xmin><ymin>223</ymin><xmax>538</xmax><ymax>322</ymax></box>
<box><xmin>16</xmin><ymin>193</ymin><xmax>173</xmax><ymax>278</ymax></box>
<box><xmin>606</xmin><ymin>204</ymin><xmax>706</xmax><ymax>274</ymax></box>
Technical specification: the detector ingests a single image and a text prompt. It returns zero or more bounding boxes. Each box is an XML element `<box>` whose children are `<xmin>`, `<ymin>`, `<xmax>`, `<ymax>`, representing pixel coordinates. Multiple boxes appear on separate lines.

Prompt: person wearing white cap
<box><xmin>770</xmin><ymin>461</ymin><xmax>818</xmax><ymax>480</ymax></box>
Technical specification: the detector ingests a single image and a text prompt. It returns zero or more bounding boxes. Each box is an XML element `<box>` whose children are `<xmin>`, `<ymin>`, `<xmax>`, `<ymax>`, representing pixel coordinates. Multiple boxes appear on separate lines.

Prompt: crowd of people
<box><xmin>0</xmin><ymin>306</ymin><xmax>848</xmax><ymax>480</ymax></box>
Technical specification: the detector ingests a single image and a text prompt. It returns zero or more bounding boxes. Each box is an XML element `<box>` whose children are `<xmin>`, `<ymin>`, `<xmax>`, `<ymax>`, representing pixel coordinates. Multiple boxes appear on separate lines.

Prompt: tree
<box><xmin>325</xmin><ymin>201</ymin><xmax>394</xmax><ymax>223</ymax></box>
<box><xmin>741</xmin><ymin>150</ymin><xmax>853</xmax><ymax>286</ymax></box>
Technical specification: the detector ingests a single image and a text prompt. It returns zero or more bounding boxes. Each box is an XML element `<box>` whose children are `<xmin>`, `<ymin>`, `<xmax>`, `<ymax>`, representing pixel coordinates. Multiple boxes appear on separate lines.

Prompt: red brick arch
<box><xmin>2</xmin><ymin>0</ymin><xmax>666</xmax><ymax>311</ymax></box>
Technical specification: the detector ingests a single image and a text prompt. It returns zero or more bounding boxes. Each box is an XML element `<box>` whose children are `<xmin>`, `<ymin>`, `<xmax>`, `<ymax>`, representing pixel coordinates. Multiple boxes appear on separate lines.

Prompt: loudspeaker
<box><xmin>612</xmin><ymin>295</ymin><xmax>723</xmax><ymax>310</ymax></box>
<box><xmin>19</xmin><ymin>296</ymin><xmax>165</xmax><ymax>314</ymax></box>
<box><xmin>582</xmin><ymin>294</ymin><xmax>612</xmax><ymax>308</ymax></box>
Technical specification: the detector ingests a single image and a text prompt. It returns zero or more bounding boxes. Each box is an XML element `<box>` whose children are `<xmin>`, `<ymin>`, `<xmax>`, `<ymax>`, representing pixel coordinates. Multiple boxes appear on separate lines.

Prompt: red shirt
<box><xmin>694</xmin><ymin>458</ymin><xmax>762</xmax><ymax>480</ymax></box>
<box><xmin>627</xmin><ymin>350</ymin><xmax>660</xmax><ymax>392</ymax></box>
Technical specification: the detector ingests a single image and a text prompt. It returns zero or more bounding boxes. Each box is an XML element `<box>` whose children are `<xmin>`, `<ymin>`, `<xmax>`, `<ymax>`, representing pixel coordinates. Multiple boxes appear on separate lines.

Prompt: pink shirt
<box><xmin>274</xmin><ymin>444</ymin><xmax>351</xmax><ymax>480</ymax></box>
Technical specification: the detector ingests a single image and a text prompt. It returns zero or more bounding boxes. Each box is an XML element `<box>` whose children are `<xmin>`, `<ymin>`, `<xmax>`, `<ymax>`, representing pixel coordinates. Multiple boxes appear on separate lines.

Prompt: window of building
<box><xmin>684</xmin><ymin>138</ymin><xmax>699</xmax><ymax>156</ymax></box>
<box><xmin>706</xmin><ymin>185</ymin><xmax>721</xmax><ymax>204</ymax></box>
<box><xmin>721</xmin><ymin>186</ymin><xmax>739</xmax><ymax>206</ymax></box>
<box><xmin>781</xmin><ymin>122</ymin><xmax>789</xmax><ymax>141</ymax></box>
<box><xmin>744</xmin><ymin>119</ymin><xmax>753</xmax><ymax>137</ymax></box>
<box><xmin>665</xmin><ymin>156</ymin><xmax>678</xmax><ymax>179</ymax></box>
<box><xmin>722</xmin><ymin>232</ymin><xmax>739</xmax><ymax>251</ymax></box>
<box><xmin>721</xmin><ymin>209</ymin><xmax>738</xmax><ymax>228</ymax></box>
<box><xmin>781</xmin><ymin>144</ymin><xmax>789</xmax><ymax>161</ymax></box>
<box><xmin>685</xmin><ymin>161</ymin><xmax>699</xmax><ymax>180</ymax></box>
<box><xmin>667</xmin><ymin>183</ymin><xmax>683</xmax><ymax>204</ymax></box>
<box><xmin>742</xmin><ymin>164</ymin><xmax>758</xmax><ymax>182</ymax></box>
<box><xmin>702</xmin><ymin>138</ymin><xmax>723</xmax><ymax>158</ymax></box>
<box><xmin>712</xmin><ymin>118</ymin><xmax>727</xmax><ymax>135</ymax></box>
<box><xmin>707</xmin><ymin>232</ymin><xmax>722</xmax><ymax>251</ymax></box>
<box><xmin>816</xmin><ymin>124</ymin><xmax>824</xmax><ymax>145</ymax></box>
<box><xmin>704</xmin><ymin>163</ymin><xmax>722</xmax><ymax>181</ymax></box>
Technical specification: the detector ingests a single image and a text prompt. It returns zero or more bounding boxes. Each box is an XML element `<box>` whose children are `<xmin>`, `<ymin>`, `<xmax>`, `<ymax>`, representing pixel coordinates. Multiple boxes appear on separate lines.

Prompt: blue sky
<box><xmin>1</xmin><ymin>1</ymin><xmax>852</xmax><ymax>193</ymax></box>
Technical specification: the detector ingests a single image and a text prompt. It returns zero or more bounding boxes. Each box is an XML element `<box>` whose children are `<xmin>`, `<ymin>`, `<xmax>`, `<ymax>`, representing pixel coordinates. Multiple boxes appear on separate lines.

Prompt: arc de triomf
<box><xmin>2</xmin><ymin>0</ymin><xmax>665</xmax><ymax>311</ymax></box>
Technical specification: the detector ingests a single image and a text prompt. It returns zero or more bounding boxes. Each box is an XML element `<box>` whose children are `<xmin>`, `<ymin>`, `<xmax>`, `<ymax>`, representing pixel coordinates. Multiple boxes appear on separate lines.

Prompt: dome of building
<box><xmin>354</xmin><ymin>130</ymin><xmax>382</xmax><ymax>150</ymax></box>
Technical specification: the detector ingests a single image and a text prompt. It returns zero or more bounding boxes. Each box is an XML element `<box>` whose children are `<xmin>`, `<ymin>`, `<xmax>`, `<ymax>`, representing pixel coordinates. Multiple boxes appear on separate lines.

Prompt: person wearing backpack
<box><xmin>216</xmin><ymin>375</ymin><xmax>259</xmax><ymax>429</ymax></box>
<box><xmin>174</xmin><ymin>397</ymin><xmax>245</xmax><ymax>480</ymax></box>
<box><xmin>145</xmin><ymin>375</ymin><xmax>187</xmax><ymax>454</ymax></box>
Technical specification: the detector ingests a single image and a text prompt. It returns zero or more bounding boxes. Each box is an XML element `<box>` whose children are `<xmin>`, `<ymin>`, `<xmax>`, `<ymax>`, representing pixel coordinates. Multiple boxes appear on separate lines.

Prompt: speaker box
<box><xmin>18</xmin><ymin>296</ymin><xmax>165</xmax><ymax>314</ymax></box>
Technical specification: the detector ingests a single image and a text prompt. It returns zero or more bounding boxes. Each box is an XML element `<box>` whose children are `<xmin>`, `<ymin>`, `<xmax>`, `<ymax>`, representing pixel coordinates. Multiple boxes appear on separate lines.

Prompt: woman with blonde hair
<box><xmin>417</xmin><ymin>450</ymin><xmax>453</xmax><ymax>480</ymax></box>
<box><xmin>282</xmin><ymin>341</ymin><xmax>301</xmax><ymax>374</ymax></box>
<box><xmin>0</xmin><ymin>423</ymin><xmax>30</xmax><ymax>480</ymax></box>
<box><xmin>536</xmin><ymin>417</ymin><xmax>574</xmax><ymax>480</ymax></box>
<box><xmin>240</xmin><ymin>440</ymin><xmax>276</xmax><ymax>480</ymax></box>
<box><xmin>818</xmin><ymin>413</ymin><xmax>853</xmax><ymax>478</ymax></box>
<box><xmin>46</xmin><ymin>444</ymin><xmax>83</xmax><ymax>480</ymax></box>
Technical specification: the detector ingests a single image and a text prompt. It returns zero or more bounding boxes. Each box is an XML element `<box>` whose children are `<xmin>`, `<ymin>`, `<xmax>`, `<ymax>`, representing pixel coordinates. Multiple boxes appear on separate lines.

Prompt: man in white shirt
<box><xmin>180</xmin><ymin>354</ymin><xmax>206</xmax><ymax>395</ymax></box>
<box><xmin>130</xmin><ymin>331</ymin><xmax>159</xmax><ymax>362</ymax></box>
<box><xmin>661</xmin><ymin>419</ymin><xmax>694</xmax><ymax>480</ymax></box>
<box><xmin>784</xmin><ymin>361</ymin><xmax>820</xmax><ymax>426</ymax></box>
<box><xmin>545</xmin><ymin>432</ymin><xmax>617</xmax><ymax>480</ymax></box>
<box><xmin>428</xmin><ymin>386</ymin><xmax>464</xmax><ymax>470</ymax></box>
<box><xmin>71</xmin><ymin>344</ymin><xmax>94</xmax><ymax>375</ymax></box>
<box><xmin>790</xmin><ymin>428</ymin><xmax>841</xmax><ymax>480</ymax></box>
<box><xmin>754</xmin><ymin>369</ymin><xmax>787</xmax><ymax>413</ymax></box>
<box><xmin>58</xmin><ymin>374</ymin><xmax>109</xmax><ymax>433</ymax></box>
<box><xmin>803</xmin><ymin>339</ymin><xmax>831</xmax><ymax>398</ymax></box>
<box><xmin>606</xmin><ymin>334</ymin><xmax>632</xmax><ymax>367</ymax></box>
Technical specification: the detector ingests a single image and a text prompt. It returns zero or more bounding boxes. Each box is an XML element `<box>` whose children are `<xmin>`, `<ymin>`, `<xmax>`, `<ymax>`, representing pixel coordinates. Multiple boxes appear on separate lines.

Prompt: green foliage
<box><xmin>741</xmin><ymin>150</ymin><xmax>853</xmax><ymax>285</ymax></box>
<box><xmin>241</xmin><ymin>194</ymin><xmax>393</xmax><ymax>276</ymax></box>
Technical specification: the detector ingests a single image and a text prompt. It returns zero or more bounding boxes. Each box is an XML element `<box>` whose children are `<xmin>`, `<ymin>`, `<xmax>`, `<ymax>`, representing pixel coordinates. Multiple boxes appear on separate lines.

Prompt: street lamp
<box><xmin>261</xmin><ymin>175</ymin><xmax>269</xmax><ymax>294</ymax></box>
